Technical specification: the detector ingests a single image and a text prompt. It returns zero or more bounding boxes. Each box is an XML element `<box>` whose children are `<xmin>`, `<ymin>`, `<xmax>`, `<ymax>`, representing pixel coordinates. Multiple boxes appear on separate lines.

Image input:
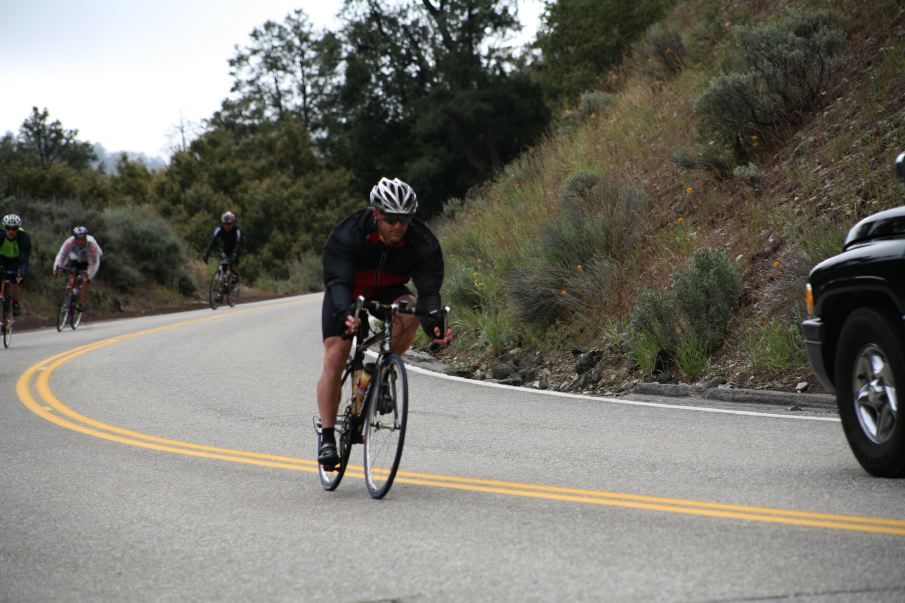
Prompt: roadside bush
<box><xmin>578</xmin><ymin>91</ymin><xmax>616</xmax><ymax>119</ymax></box>
<box><xmin>649</xmin><ymin>26</ymin><xmax>685</xmax><ymax>74</ymax></box>
<box><xmin>694</xmin><ymin>10</ymin><xmax>844</xmax><ymax>157</ymax></box>
<box><xmin>672</xmin><ymin>147</ymin><xmax>733</xmax><ymax>180</ymax></box>
<box><xmin>629</xmin><ymin>248</ymin><xmax>741</xmax><ymax>375</ymax></box>
<box><xmin>507</xmin><ymin>173</ymin><xmax>644</xmax><ymax>324</ymax></box>
<box><xmin>102</xmin><ymin>206</ymin><xmax>196</xmax><ymax>294</ymax></box>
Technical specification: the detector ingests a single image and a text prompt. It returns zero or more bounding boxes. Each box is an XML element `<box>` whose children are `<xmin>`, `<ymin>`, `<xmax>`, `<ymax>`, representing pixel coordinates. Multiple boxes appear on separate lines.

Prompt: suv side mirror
<box><xmin>897</xmin><ymin>150</ymin><xmax>905</xmax><ymax>185</ymax></box>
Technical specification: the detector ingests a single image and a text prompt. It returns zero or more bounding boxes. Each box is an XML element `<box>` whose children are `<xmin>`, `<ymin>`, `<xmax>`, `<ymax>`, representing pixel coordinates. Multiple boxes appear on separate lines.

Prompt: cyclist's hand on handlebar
<box><xmin>431</xmin><ymin>326</ymin><xmax>453</xmax><ymax>348</ymax></box>
<box><xmin>344</xmin><ymin>313</ymin><xmax>361</xmax><ymax>335</ymax></box>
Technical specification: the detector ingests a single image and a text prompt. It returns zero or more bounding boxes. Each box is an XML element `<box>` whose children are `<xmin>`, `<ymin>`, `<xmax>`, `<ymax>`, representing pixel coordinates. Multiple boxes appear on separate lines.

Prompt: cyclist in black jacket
<box><xmin>0</xmin><ymin>213</ymin><xmax>31</xmax><ymax>315</ymax></box>
<box><xmin>203</xmin><ymin>210</ymin><xmax>244</xmax><ymax>282</ymax></box>
<box><xmin>316</xmin><ymin>177</ymin><xmax>453</xmax><ymax>468</ymax></box>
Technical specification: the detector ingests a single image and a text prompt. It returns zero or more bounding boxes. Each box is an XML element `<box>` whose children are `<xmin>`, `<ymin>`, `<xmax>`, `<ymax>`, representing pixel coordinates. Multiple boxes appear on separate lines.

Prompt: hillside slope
<box><xmin>434</xmin><ymin>0</ymin><xmax>905</xmax><ymax>395</ymax></box>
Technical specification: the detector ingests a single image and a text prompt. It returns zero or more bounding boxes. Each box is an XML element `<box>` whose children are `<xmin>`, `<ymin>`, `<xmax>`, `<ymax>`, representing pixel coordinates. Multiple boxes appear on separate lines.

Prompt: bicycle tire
<box><xmin>227</xmin><ymin>274</ymin><xmax>239</xmax><ymax>307</ymax></box>
<box><xmin>56</xmin><ymin>295</ymin><xmax>70</xmax><ymax>331</ymax></box>
<box><xmin>318</xmin><ymin>408</ymin><xmax>353</xmax><ymax>491</ymax></box>
<box><xmin>1</xmin><ymin>301</ymin><xmax>11</xmax><ymax>348</ymax></box>
<box><xmin>209</xmin><ymin>270</ymin><xmax>223</xmax><ymax>310</ymax></box>
<box><xmin>364</xmin><ymin>354</ymin><xmax>408</xmax><ymax>499</ymax></box>
<box><xmin>71</xmin><ymin>304</ymin><xmax>83</xmax><ymax>329</ymax></box>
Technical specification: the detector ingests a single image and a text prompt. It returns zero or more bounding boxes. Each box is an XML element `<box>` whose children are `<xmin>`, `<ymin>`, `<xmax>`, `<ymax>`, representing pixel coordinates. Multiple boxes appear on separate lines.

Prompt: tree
<box><xmin>17</xmin><ymin>107</ymin><xmax>96</xmax><ymax>169</ymax></box>
<box><xmin>227</xmin><ymin>9</ymin><xmax>342</xmax><ymax>136</ymax></box>
<box><xmin>535</xmin><ymin>0</ymin><xmax>672</xmax><ymax>100</ymax></box>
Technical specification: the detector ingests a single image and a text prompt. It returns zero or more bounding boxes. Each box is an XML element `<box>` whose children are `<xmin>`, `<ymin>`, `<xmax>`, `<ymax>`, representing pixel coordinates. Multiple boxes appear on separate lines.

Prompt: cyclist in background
<box><xmin>316</xmin><ymin>177</ymin><xmax>453</xmax><ymax>469</ymax></box>
<box><xmin>0</xmin><ymin>214</ymin><xmax>31</xmax><ymax>315</ymax></box>
<box><xmin>203</xmin><ymin>210</ymin><xmax>244</xmax><ymax>285</ymax></box>
<box><xmin>53</xmin><ymin>226</ymin><xmax>103</xmax><ymax>312</ymax></box>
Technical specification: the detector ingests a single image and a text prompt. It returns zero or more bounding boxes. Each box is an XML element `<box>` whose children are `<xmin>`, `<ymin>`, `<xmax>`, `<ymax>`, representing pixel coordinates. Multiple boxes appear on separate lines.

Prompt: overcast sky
<box><xmin>0</xmin><ymin>0</ymin><xmax>543</xmax><ymax>160</ymax></box>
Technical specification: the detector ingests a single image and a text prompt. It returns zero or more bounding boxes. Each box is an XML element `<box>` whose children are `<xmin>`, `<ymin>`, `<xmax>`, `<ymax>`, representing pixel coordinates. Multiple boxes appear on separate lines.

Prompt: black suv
<box><xmin>802</xmin><ymin>151</ymin><xmax>905</xmax><ymax>477</ymax></box>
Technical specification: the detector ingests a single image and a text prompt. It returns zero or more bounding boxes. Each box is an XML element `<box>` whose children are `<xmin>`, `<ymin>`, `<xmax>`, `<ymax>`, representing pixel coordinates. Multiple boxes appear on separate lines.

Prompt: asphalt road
<box><xmin>3</xmin><ymin>295</ymin><xmax>905</xmax><ymax>602</ymax></box>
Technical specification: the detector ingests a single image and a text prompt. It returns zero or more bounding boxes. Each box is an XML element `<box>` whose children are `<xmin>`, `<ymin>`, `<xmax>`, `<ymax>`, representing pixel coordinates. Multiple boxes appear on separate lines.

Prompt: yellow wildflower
<box><xmin>677</xmin><ymin>216</ymin><xmax>685</xmax><ymax>225</ymax></box>
<box><xmin>772</xmin><ymin>260</ymin><xmax>782</xmax><ymax>268</ymax></box>
<box><xmin>576</xmin><ymin>264</ymin><xmax>584</xmax><ymax>272</ymax></box>
<box><xmin>686</xmin><ymin>186</ymin><xmax>694</xmax><ymax>194</ymax></box>
<box><xmin>560</xmin><ymin>289</ymin><xmax>569</xmax><ymax>296</ymax></box>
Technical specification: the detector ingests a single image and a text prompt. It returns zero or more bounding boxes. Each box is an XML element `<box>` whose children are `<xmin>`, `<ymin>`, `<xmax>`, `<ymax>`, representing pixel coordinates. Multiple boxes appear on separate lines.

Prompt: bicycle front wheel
<box><xmin>227</xmin><ymin>274</ymin><xmax>239</xmax><ymax>307</ymax></box>
<box><xmin>56</xmin><ymin>295</ymin><xmax>70</xmax><ymax>331</ymax></box>
<box><xmin>71</xmin><ymin>304</ymin><xmax>83</xmax><ymax>329</ymax></box>
<box><xmin>363</xmin><ymin>354</ymin><xmax>408</xmax><ymax>499</ymax></box>
<box><xmin>1</xmin><ymin>302</ymin><xmax>12</xmax><ymax>348</ymax></box>
<box><xmin>208</xmin><ymin>271</ymin><xmax>223</xmax><ymax>310</ymax></box>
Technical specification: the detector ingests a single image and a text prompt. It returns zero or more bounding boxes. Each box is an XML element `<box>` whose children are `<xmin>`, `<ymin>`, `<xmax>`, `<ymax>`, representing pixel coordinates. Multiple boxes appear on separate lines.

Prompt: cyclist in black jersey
<box><xmin>316</xmin><ymin>177</ymin><xmax>453</xmax><ymax>468</ymax></box>
<box><xmin>203</xmin><ymin>211</ymin><xmax>244</xmax><ymax>277</ymax></box>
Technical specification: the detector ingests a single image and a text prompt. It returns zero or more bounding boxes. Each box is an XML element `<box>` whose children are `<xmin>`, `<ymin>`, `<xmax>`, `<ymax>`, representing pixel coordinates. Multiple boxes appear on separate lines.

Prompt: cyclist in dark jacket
<box><xmin>203</xmin><ymin>210</ymin><xmax>244</xmax><ymax>280</ymax></box>
<box><xmin>0</xmin><ymin>213</ymin><xmax>31</xmax><ymax>315</ymax></box>
<box><xmin>316</xmin><ymin>177</ymin><xmax>453</xmax><ymax>468</ymax></box>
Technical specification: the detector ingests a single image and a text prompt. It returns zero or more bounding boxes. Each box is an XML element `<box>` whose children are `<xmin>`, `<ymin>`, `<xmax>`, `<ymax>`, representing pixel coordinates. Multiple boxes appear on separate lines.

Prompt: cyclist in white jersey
<box><xmin>53</xmin><ymin>226</ymin><xmax>103</xmax><ymax>312</ymax></box>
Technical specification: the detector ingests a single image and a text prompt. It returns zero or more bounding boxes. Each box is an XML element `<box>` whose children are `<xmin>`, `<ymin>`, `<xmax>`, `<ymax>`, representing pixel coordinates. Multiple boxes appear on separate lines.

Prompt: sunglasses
<box><xmin>381</xmin><ymin>213</ymin><xmax>411</xmax><ymax>226</ymax></box>
<box><xmin>5</xmin><ymin>226</ymin><xmax>17</xmax><ymax>231</ymax></box>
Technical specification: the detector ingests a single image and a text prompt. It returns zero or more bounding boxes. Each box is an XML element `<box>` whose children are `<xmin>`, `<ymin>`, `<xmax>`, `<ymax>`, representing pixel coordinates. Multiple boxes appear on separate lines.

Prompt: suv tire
<box><xmin>835</xmin><ymin>307</ymin><xmax>905</xmax><ymax>477</ymax></box>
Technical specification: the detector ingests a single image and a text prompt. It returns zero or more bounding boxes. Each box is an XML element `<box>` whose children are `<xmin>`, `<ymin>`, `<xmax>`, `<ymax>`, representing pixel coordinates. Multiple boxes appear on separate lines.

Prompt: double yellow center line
<box><xmin>15</xmin><ymin>307</ymin><xmax>905</xmax><ymax>537</ymax></box>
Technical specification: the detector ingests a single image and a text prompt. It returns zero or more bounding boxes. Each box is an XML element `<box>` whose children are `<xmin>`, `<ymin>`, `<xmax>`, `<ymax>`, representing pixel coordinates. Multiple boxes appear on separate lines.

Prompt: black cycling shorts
<box><xmin>321</xmin><ymin>284</ymin><xmax>413</xmax><ymax>340</ymax></box>
<box><xmin>0</xmin><ymin>257</ymin><xmax>21</xmax><ymax>281</ymax></box>
<box><xmin>66</xmin><ymin>260</ymin><xmax>89</xmax><ymax>272</ymax></box>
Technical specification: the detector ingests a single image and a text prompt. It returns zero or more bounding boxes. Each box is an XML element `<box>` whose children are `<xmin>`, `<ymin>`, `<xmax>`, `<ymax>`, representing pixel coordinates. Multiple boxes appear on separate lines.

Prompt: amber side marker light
<box><xmin>805</xmin><ymin>283</ymin><xmax>814</xmax><ymax>315</ymax></box>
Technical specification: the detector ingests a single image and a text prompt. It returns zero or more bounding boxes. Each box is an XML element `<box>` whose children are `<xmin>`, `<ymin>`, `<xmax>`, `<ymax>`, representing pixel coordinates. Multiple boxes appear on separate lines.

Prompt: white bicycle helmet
<box><xmin>73</xmin><ymin>225</ymin><xmax>89</xmax><ymax>237</ymax></box>
<box><xmin>369</xmin><ymin>177</ymin><xmax>418</xmax><ymax>214</ymax></box>
<box><xmin>3</xmin><ymin>214</ymin><xmax>22</xmax><ymax>228</ymax></box>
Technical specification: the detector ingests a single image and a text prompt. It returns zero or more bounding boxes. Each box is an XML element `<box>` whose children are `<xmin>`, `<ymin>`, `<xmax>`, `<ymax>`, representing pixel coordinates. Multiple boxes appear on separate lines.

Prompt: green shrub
<box><xmin>672</xmin><ymin>248</ymin><xmax>741</xmax><ymax>350</ymax></box>
<box><xmin>628</xmin><ymin>329</ymin><xmax>660</xmax><ymax>376</ymax></box>
<box><xmin>629</xmin><ymin>248</ymin><xmax>741</xmax><ymax>374</ymax></box>
<box><xmin>649</xmin><ymin>26</ymin><xmax>685</xmax><ymax>74</ymax></box>
<box><xmin>672</xmin><ymin>147</ymin><xmax>733</xmax><ymax>180</ymax></box>
<box><xmin>695</xmin><ymin>10</ymin><xmax>844</xmax><ymax>156</ymax></box>
<box><xmin>744</xmin><ymin>320</ymin><xmax>808</xmax><ymax>376</ymax></box>
<box><xmin>578</xmin><ymin>91</ymin><xmax>616</xmax><ymax>118</ymax></box>
<box><xmin>506</xmin><ymin>173</ymin><xmax>644</xmax><ymax>324</ymax></box>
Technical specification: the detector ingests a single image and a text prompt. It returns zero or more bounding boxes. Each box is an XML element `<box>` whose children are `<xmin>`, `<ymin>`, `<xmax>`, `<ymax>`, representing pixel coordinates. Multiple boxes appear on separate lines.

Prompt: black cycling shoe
<box><xmin>318</xmin><ymin>441</ymin><xmax>339</xmax><ymax>469</ymax></box>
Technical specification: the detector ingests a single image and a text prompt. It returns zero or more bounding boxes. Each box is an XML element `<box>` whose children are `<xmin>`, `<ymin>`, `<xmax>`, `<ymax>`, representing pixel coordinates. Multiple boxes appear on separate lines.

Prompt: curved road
<box><xmin>3</xmin><ymin>296</ymin><xmax>905</xmax><ymax>602</ymax></box>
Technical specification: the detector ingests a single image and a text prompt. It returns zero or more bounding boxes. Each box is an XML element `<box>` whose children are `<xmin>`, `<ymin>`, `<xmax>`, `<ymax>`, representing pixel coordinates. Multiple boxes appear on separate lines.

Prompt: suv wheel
<box><xmin>835</xmin><ymin>307</ymin><xmax>905</xmax><ymax>477</ymax></box>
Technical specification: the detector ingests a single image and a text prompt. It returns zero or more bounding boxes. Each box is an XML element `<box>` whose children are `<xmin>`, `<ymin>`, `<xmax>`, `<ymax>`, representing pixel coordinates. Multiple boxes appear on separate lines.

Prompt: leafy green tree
<box><xmin>227</xmin><ymin>10</ymin><xmax>343</xmax><ymax>136</ymax></box>
<box><xmin>17</xmin><ymin>107</ymin><xmax>96</xmax><ymax>169</ymax></box>
<box><xmin>535</xmin><ymin>0</ymin><xmax>672</xmax><ymax>100</ymax></box>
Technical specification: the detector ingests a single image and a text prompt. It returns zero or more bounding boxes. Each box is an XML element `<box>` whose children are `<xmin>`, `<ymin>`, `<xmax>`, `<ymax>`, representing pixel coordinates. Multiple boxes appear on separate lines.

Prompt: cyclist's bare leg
<box><xmin>80</xmin><ymin>274</ymin><xmax>90</xmax><ymax>304</ymax></box>
<box><xmin>317</xmin><ymin>335</ymin><xmax>353</xmax><ymax>428</ymax></box>
<box><xmin>9</xmin><ymin>282</ymin><xmax>20</xmax><ymax>304</ymax></box>
<box><xmin>391</xmin><ymin>293</ymin><xmax>419</xmax><ymax>355</ymax></box>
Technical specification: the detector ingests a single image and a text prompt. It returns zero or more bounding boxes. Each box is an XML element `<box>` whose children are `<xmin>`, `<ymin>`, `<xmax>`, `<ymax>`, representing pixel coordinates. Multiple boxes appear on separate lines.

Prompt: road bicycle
<box><xmin>314</xmin><ymin>295</ymin><xmax>449</xmax><ymax>499</ymax></box>
<box><xmin>209</xmin><ymin>253</ymin><xmax>240</xmax><ymax>310</ymax></box>
<box><xmin>56</xmin><ymin>266</ymin><xmax>86</xmax><ymax>331</ymax></box>
<box><xmin>0</xmin><ymin>270</ymin><xmax>19</xmax><ymax>348</ymax></box>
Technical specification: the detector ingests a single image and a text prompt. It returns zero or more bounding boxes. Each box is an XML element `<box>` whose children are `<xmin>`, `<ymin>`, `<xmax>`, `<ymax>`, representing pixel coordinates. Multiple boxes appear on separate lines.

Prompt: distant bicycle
<box><xmin>209</xmin><ymin>253</ymin><xmax>240</xmax><ymax>310</ymax></box>
<box><xmin>314</xmin><ymin>295</ymin><xmax>449</xmax><ymax>499</ymax></box>
<box><xmin>0</xmin><ymin>270</ymin><xmax>18</xmax><ymax>348</ymax></box>
<box><xmin>56</xmin><ymin>266</ymin><xmax>86</xmax><ymax>331</ymax></box>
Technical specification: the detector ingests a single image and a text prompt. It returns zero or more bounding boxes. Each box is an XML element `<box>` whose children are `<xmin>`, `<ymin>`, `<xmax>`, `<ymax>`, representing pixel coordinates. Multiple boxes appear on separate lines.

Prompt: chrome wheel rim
<box><xmin>852</xmin><ymin>344</ymin><xmax>898</xmax><ymax>444</ymax></box>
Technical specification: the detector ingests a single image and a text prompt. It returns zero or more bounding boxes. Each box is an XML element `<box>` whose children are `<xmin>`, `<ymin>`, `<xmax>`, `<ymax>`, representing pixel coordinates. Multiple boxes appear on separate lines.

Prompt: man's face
<box><xmin>376</xmin><ymin>212</ymin><xmax>410</xmax><ymax>245</ymax></box>
<box><xmin>5</xmin><ymin>226</ymin><xmax>18</xmax><ymax>240</ymax></box>
<box><xmin>222</xmin><ymin>222</ymin><xmax>235</xmax><ymax>231</ymax></box>
<box><xmin>75</xmin><ymin>236</ymin><xmax>87</xmax><ymax>247</ymax></box>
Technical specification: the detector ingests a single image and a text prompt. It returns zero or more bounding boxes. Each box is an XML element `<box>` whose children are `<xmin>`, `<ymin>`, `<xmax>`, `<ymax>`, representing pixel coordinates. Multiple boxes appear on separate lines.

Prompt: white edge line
<box><xmin>400</xmin><ymin>359</ymin><xmax>839</xmax><ymax>423</ymax></box>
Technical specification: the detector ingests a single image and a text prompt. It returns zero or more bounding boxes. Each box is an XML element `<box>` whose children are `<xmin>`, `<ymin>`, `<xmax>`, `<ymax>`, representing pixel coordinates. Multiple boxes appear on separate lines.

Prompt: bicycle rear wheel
<box><xmin>1</xmin><ymin>301</ymin><xmax>12</xmax><ymax>348</ymax></box>
<box><xmin>209</xmin><ymin>271</ymin><xmax>223</xmax><ymax>310</ymax></box>
<box><xmin>364</xmin><ymin>354</ymin><xmax>408</xmax><ymax>499</ymax></box>
<box><xmin>317</xmin><ymin>409</ymin><xmax>353</xmax><ymax>491</ymax></box>
<box><xmin>56</xmin><ymin>295</ymin><xmax>70</xmax><ymax>331</ymax></box>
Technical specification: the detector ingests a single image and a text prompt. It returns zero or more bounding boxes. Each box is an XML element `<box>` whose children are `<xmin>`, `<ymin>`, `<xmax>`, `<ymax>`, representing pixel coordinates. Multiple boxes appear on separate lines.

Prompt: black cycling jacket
<box><xmin>204</xmin><ymin>225</ymin><xmax>244</xmax><ymax>259</ymax></box>
<box><xmin>323</xmin><ymin>207</ymin><xmax>444</xmax><ymax>333</ymax></box>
